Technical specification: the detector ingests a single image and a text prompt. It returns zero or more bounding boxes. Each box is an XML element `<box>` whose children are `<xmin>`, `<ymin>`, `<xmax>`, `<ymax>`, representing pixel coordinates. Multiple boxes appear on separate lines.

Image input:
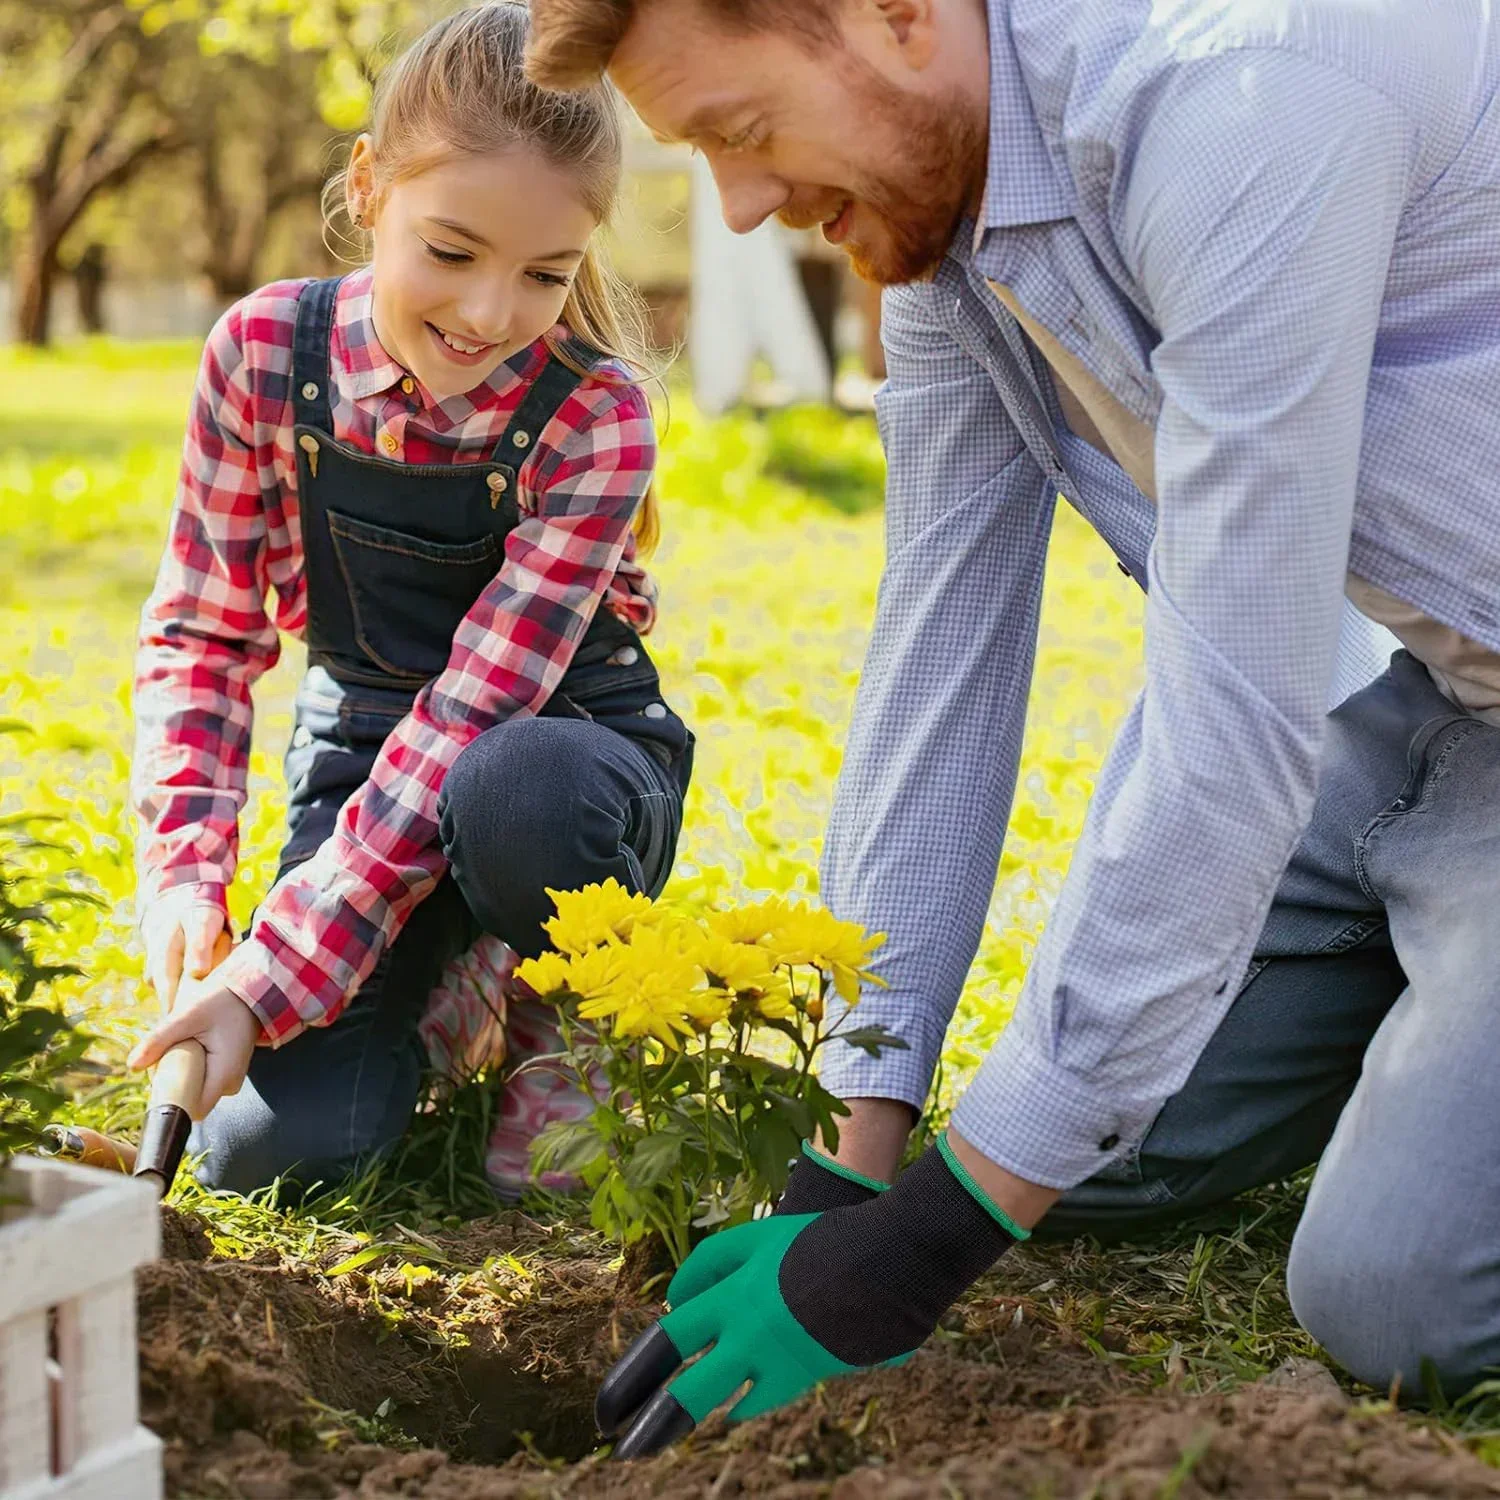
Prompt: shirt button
<box><xmin>1117</xmin><ymin>560</ymin><xmax>1131</xmax><ymax>576</ymax></box>
<box><xmin>292</xmin><ymin>725</ymin><xmax>313</xmax><ymax>749</ymax></box>
<box><xmin>608</xmin><ymin>646</ymin><xmax>639</xmax><ymax>667</ymax></box>
<box><xmin>1099</xmin><ymin>1134</ymin><xmax>1120</xmax><ymax>1152</ymax></box>
<box><xmin>642</xmin><ymin>702</ymin><xmax>668</xmax><ymax>720</ymax></box>
<box><xmin>379</xmin><ymin>432</ymin><xmax>399</xmax><ymax>455</ymax></box>
<box><xmin>400</xmin><ymin>376</ymin><xmax>415</xmax><ymax>395</ymax></box>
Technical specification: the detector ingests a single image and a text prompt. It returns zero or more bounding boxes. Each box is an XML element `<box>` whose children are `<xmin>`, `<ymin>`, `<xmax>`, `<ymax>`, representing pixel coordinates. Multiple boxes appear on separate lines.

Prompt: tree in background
<box><xmin>1</xmin><ymin>2</ymin><xmax>189</xmax><ymax>346</ymax></box>
<box><xmin>1</xmin><ymin>0</ymin><xmax>426</xmax><ymax>345</ymax></box>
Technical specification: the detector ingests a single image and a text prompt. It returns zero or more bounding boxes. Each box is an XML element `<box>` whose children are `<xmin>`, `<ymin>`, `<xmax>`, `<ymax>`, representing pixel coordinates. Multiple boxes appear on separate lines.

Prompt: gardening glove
<box><xmin>773</xmin><ymin>1138</ymin><xmax>890</xmax><ymax>1215</ymax></box>
<box><xmin>595</xmin><ymin>1134</ymin><xmax>1028</xmax><ymax>1458</ymax></box>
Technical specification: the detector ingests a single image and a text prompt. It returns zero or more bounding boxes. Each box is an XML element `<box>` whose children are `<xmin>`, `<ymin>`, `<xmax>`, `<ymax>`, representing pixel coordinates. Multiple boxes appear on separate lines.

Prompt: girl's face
<box><xmin>349</xmin><ymin>140</ymin><xmax>598</xmax><ymax>401</ymax></box>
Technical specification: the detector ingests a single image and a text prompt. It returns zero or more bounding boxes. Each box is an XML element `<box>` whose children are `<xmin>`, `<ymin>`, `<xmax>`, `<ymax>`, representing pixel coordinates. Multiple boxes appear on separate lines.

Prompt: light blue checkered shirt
<box><xmin>819</xmin><ymin>0</ymin><xmax>1500</xmax><ymax>1188</ymax></box>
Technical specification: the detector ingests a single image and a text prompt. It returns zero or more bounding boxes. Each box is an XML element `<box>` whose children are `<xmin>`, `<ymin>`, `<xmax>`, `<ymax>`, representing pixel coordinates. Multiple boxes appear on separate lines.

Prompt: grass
<box><xmin>3</xmin><ymin>338</ymin><xmax>1494</xmax><ymax>1466</ymax></box>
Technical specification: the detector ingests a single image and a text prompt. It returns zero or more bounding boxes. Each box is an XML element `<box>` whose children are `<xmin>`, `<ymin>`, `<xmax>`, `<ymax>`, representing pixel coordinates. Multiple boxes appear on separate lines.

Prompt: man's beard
<box><xmin>792</xmin><ymin>61</ymin><xmax>985</xmax><ymax>286</ymax></box>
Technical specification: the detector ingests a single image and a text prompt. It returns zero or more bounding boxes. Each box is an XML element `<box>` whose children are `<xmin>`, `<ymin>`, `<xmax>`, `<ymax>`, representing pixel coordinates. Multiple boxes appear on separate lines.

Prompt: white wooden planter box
<box><xmin>0</xmin><ymin>1156</ymin><xmax>161</xmax><ymax>1500</ymax></box>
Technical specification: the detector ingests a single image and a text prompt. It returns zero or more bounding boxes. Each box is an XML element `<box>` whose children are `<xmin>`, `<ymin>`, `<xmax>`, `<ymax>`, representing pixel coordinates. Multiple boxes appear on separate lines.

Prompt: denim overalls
<box><xmin>190</xmin><ymin>276</ymin><xmax>692</xmax><ymax>1194</ymax></box>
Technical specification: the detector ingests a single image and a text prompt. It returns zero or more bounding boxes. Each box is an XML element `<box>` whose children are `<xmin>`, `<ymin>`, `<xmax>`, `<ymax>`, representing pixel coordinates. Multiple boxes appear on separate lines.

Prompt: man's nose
<box><xmin>708</xmin><ymin>156</ymin><xmax>790</xmax><ymax>235</ymax></box>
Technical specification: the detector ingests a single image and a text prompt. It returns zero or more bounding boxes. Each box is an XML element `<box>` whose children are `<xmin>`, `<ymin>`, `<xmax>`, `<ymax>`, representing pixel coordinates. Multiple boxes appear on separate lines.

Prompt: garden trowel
<box><xmin>38</xmin><ymin>927</ymin><xmax>227</xmax><ymax>1193</ymax></box>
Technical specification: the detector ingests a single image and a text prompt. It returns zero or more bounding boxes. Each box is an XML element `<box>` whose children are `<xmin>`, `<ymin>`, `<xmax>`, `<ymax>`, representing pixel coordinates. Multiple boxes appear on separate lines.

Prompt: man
<box><xmin>526</xmin><ymin>0</ymin><xmax>1500</xmax><ymax>1457</ymax></box>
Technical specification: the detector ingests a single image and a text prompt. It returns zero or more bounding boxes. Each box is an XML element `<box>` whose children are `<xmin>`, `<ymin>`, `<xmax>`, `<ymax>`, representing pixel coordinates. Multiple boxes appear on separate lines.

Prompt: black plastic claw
<box><xmin>611</xmin><ymin>1387</ymin><xmax>696</xmax><ymax>1460</ymax></box>
<box><xmin>595</xmin><ymin>1322</ymin><xmax>682</xmax><ymax>1436</ymax></box>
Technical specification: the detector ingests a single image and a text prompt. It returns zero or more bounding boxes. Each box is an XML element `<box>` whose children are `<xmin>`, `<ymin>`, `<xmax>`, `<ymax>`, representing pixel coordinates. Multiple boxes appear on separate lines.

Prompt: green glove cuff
<box><xmin>936</xmin><ymin>1131</ymin><xmax>1031</xmax><ymax>1241</ymax></box>
<box><xmin>800</xmin><ymin>1139</ymin><xmax>890</xmax><ymax>1195</ymax></box>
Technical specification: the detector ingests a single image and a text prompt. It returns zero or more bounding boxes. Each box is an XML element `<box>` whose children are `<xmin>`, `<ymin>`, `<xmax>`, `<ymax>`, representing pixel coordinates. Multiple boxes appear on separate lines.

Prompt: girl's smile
<box><xmin>427</xmin><ymin>322</ymin><xmax>500</xmax><ymax>365</ymax></box>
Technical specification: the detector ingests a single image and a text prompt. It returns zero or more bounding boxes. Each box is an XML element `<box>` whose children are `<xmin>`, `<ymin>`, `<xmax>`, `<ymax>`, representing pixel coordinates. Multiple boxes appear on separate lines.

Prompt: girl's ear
<box><xmin>346</xmin><ymin>133</ymin><xmax>378</xmax><ymax>227</ymax></box>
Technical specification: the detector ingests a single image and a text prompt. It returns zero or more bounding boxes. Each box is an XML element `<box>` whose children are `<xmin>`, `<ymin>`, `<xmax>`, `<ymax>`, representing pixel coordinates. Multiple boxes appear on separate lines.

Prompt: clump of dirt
<box><xmin>139</xmin><ymin>1209</ymin><xmax>1500</xmax><ymax>1500</ymax></box>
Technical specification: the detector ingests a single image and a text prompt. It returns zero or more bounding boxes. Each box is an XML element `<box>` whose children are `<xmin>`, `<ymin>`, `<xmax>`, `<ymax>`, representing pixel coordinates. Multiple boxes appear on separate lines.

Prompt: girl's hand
<box><xmin>127</xmin><ymin>980</ymin><xmax>262</xmax><ymax>1119</ymax></box>
<box><xmin>141</xmin><ymin>892</ymin><xmax>232</xmax><ymax>1014</ymax></box>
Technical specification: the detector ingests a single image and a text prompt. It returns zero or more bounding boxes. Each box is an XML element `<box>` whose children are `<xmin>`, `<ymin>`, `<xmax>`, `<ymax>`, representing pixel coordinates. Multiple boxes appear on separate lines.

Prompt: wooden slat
<box><xmin>10</xmin><ymin>1427</ymin><xmax>163</xmax><ymax>1500</ymax></box>
<box><xmin>0</xmin><ymin>1307</ymin><xmax>50</xmax><ymax>1490</ymax></box>
<box><xmin>0</xmin><ymin>1165</ymin><xmax>158</xmax><ymax>1324</ymax></box>
<box><xmin>53</xmin><ymin>1278</ymin><xmax>137</xmax><ymax>1470</ymax></box>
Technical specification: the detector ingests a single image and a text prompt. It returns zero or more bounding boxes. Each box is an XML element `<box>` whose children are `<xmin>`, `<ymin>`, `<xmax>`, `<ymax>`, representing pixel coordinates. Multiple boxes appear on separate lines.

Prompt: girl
<box><xmin>126</xmin><ymin>2</ymin><xmax>692</xmax><ymax>1200</ymax></box>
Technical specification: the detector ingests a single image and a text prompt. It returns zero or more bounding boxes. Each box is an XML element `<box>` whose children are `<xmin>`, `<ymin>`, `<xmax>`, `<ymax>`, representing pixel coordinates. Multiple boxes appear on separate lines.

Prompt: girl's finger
<box><xmin>197</xmin><ymin>1043</ymin><xmax>242</xmax><ymax>1119</ymax></box>
<box><xmin>185</xmin><ymin>909</ymin><xmax>228</xmax><ymax>980</ymax></box>
<box><xmin>150</xmin><ymin>925</ymin><xmax>187</xmax><ymax>1013</ymax></box>
<box><xmin>127</xmin><ymin>1009</ymin><xmax>195</xmax><ymax>1072</ymax></box>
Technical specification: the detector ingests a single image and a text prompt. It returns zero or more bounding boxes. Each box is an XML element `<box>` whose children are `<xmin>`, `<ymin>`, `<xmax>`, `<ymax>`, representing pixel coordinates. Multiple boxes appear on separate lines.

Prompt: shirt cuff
<box><xmin>949</xmin><ymin>1020</ymin><xmax>1165</xmax><ymax>1191</ymax></box>
<box><xmin>817</xmin><ymin>994</ymin><xmax>947</xmax><ymax>1115</ymax></box>
<box><xmin>212</xmin><ymin>936</ymin><xmax>338</xmax><ymax>1048</ymax></box>
<box><xmin>134</xmin><ymin>880</ymin><xmax>229</xmax><ymax>937</ymax></box>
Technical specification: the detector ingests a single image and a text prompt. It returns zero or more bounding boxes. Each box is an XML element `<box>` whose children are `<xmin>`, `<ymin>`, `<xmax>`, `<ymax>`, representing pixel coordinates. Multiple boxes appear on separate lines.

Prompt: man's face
<box><xmin>610</xmin><ymin>0</ymin><xmax>987</xmax><ymax>285</ymax></box>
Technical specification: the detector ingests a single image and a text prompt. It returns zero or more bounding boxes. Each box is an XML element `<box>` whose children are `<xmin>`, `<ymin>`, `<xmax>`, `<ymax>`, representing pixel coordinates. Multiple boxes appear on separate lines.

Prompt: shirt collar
<box><xmin>974</xmin><ymin>0</ymin><xmax>1073</xmax><ymax>248</ymax></box>
<box><xmin>331</xmin><ymin>268</ymin><xmax>410</xmax><ymax>403</ymax></box>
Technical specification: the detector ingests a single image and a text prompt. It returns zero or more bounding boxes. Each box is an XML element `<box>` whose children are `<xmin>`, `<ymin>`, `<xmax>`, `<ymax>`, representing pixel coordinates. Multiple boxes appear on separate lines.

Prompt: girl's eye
<box><xmin>422</xmin><ymin>242</ymin><xmax>471</xmax><ymax>266</ymax></box>
<box><xmin>529</xmin><ymin>271</ymin><xmax>572</xmax><ymax>288</ymax></box>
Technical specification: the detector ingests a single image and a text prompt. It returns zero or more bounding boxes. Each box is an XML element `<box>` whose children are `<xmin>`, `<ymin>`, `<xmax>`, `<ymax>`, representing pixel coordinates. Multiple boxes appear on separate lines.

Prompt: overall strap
<box><xmin>291</xmin><ymin>276</ymin><xmax>343</xmax><ymax>433</ymax></box>
<box><xmin>485</xmin><ymin>337</ymin><xmax>606</xmax><ymax>498</ymax></box>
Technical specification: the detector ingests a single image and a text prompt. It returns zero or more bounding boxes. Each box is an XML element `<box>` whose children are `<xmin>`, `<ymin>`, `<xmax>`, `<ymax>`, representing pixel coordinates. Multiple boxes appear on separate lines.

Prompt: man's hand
<box><xmin>127</xmin><ymin>979</ymin><xmax>262</xmax><ymax>1118</ymax></box>
<box><xmin>596</xmin><ymin>1133</ymin><xmax>1034</xmax><ymax>1459</ymax></box>
<box><xmin>141</xmin><ymin>891</ymin><xmax>231</xmax><ymax>1014</ymax></box>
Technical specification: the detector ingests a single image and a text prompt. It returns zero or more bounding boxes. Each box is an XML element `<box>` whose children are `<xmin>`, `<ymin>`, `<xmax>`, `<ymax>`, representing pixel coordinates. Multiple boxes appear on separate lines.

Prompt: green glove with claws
<box><xmin>596</xmin><ymin>1135</ymin><xmax>1028</xmax><ymax>1459</ymax></box>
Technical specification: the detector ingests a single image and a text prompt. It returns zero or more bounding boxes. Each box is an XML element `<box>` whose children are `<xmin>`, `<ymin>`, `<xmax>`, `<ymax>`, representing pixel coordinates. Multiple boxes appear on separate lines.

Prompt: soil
<box><xmin>140</xmin><ymin>1209</ymin><xmax>1500</xmax><ymax>1500</ymax></box>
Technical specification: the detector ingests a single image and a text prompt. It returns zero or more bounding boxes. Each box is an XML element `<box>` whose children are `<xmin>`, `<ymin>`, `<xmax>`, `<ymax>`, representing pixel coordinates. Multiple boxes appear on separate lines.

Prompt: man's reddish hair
<box><xmin>525</xmin><ymin>0</ymin><xmax>840</xmax><ymax>90</ymax></box>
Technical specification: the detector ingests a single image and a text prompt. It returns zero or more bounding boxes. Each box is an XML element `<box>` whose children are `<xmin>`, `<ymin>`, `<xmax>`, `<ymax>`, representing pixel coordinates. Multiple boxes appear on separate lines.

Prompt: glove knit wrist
<box><xmin>775</xmin><ymin>1141</ymin><xmax>1023</xmax><ymax>1365</ymax></box>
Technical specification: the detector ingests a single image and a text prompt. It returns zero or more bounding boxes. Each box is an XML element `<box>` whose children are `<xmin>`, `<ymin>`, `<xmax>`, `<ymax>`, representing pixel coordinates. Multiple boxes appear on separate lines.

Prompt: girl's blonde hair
<box><xmin>325</xmin><ymin>1</ymin><xmax>660</xmax><ymax>551</ymax></box>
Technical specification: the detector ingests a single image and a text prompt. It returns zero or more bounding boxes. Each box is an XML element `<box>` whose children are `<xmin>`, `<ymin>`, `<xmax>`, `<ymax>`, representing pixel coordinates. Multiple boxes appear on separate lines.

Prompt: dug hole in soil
<box><xmin>141</xmin><ymin>1209</ymin><xmax>1500</xmax><ymax>1499</ymax></box>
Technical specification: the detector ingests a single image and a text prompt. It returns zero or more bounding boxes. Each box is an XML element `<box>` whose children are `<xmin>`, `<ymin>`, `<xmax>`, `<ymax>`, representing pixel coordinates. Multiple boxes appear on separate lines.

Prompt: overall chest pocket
<box><xmin>327</xmin><ymin>509</ymin><xmax>501</xmax><ymax>682</ymax></box>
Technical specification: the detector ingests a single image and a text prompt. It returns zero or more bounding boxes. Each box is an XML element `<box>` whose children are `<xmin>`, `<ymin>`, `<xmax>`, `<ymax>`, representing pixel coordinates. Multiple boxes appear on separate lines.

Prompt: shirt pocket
<box><xmin>327</xmin><ymin>510</ymin><xmax>502</xmax><ymax>683</ymax></box>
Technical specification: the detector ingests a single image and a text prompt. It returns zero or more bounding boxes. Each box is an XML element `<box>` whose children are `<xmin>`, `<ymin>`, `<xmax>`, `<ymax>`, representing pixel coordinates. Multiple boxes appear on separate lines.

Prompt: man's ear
<box><xmin>872</xmin><ymin>0</ymin><xmax>938</xmax><ymax>69</ymax></box>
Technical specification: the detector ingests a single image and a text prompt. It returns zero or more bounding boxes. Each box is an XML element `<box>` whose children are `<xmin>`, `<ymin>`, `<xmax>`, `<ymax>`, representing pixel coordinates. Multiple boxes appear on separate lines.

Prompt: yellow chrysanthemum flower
<box><xmin>543</xmin><ymin>878</ymin><xmax>657</xmax><ymax>955</ymax></box>
<box><xmin>705</xmin><ymin>898</ymin><xmax>795</xmax><ymax>947</ymax></box>
<box><xmin>577</xmin><ymin>924</ymin><xmax>705</xmax><ymax>1049</ymax></box>
<box><xmin>513</xmin><ymin>949</ymin><xmax>572</xmax><ymax>998</ymax></box>
<box><xmin>692</xmin><ymin>930</ymin><xmax>778</xmax><ymax>993</ymax></box>
<box><xmin>755</xmin><ymin>904</ymin><xmax>887</xmax><ymax>1006</ymax></box>
<box><xmin>683</xmin><ymin>986</ymin><xmax>733</xmax><ymax>1031</ymax></box>
<box><xmin>752</xmin><ymin>973</ymin><xmax>798</xmax><ymax>1021</ymax></box>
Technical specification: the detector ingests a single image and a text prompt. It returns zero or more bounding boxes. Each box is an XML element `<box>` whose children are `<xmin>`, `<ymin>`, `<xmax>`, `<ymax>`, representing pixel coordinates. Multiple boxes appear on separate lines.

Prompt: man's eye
<box><xmin>721</xmin><ymin>123</ymin><xmax>763</xmax><ymax>152</ymax></box>
<box><xmin>423</xmin><ymin>242</ymin><xmax>471</xmax><ymax>265</ymax></box>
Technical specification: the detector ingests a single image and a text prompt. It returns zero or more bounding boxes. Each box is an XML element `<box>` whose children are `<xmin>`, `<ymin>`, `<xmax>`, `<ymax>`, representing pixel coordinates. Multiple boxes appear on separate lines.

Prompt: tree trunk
<box><xmin>14</xmin><ymin>230</ymin><xmax>60</xmax><ymax>347</ymax></box>
<box><xmin>73</xmin><ymin>243</ymin><xmax>108</xmax><ymax>334</ymax></box>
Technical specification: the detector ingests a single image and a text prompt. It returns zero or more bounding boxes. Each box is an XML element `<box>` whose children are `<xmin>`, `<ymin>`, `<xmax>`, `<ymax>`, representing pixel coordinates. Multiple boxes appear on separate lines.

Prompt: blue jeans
<box><xmin>1040</xmin><ymin>652</ymin><xmax>1500</xmax><ymax>1397</ymax></box>
<box><xmin>188</xmin><ymin>715</ymin><xmax>683</xmax><ymax>1196</ymax></box>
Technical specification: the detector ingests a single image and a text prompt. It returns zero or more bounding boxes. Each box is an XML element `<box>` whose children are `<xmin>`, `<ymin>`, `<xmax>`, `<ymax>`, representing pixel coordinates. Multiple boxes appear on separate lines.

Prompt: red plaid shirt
<box><xmin>131</xmin><ymin>271</ymin><xmax>658</xmax><ymax>1043</ymax></box>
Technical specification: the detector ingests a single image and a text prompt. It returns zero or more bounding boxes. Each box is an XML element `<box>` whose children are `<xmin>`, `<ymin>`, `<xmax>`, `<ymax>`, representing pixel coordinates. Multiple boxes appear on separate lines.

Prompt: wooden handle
<box><xmin>147</xmin><ymin>924</ymin><xmax>233</xmax><ymax>1119</ymax></box>
<box><xmin>148</xmin><ymin>1040</ymin><xmax>207</xmax><ymax>1115</ymax></box>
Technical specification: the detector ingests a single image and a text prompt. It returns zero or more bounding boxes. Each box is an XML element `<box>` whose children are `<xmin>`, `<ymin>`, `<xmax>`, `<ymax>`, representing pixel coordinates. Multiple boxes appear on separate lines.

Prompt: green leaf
<box><xmin>325</xmin><ymin>1244</ymin><xmax>395</xmax><ymax>1277</ymax></box>
<box><xmin>830</xmin><ymin>1025</ymin><xmax>910</xmax><ymax>1058</ymax></box>
<box><xmin>0</xmin><ymin>1008</ymin><xmax>69</xmax><ymax>1072</ymax></box>
<box><xmin>621</xmin><ymin>1128</ymin><xmax>686</xmax><ymax>1190</ymax></box>
<box><xmin>529</xmin><ymin>1117</ymin><xmax>607</xmax><ymax>1177</ymax></box>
